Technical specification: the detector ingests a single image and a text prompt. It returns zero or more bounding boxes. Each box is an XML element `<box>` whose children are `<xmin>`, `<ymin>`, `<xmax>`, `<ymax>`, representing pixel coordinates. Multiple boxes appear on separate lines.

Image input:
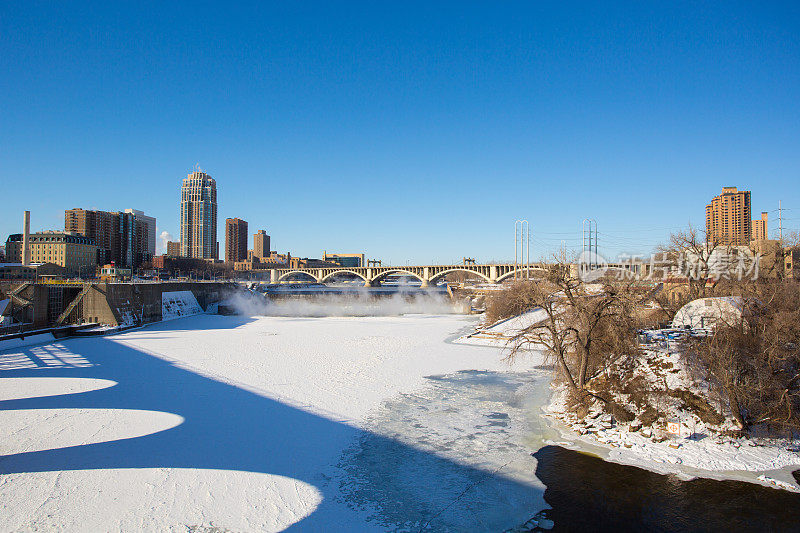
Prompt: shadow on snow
<box><xmin>0</xmin><ymin>318</ymin><xmax>542</xmax><ymax>531</ymax></box>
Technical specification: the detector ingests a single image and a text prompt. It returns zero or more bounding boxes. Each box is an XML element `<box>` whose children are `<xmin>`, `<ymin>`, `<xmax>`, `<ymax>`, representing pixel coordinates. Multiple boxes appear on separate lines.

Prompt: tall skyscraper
<box><xmin>225</xmin><ymin>218</ymin><xmax>248</xmax><ymax>263</ymax></box>
<box><xmin>253</xmin><ymin>230</ymin><xmax>270</xmax><ymax>260</ymax></box>
<box><xmin>180</xmin><ymin>170</ymin><xmax>218</xmax><ymax>259</ymax></box>
<box><xmin>705</xmin><ymin>187</ymin><xmax>752</xmax><ymax>246</ymax></box>
<box><xmin>752</xmin><ymin>211</ymin><xmax>768</xmax><ymax>242</ymax></box>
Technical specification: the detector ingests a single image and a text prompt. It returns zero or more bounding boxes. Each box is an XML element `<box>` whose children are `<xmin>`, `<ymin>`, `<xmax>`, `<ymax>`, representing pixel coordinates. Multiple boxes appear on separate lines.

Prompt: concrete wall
<box><xmin>78</xmin><ymin>282</ymin><xmax>235</xmax><ymax>326</ymax></box>
<box><xmin>2</xmin><ymin>281</ymin><xmax>237</xmax><ymax>328</ymax></box>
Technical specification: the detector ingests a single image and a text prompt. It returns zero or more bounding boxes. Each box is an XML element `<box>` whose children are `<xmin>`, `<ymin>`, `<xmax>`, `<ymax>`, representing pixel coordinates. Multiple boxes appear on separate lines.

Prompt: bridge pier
<box><xmin>270</xmin><ymin>269</ymin><xmax>279</xmax><ymax>284</ymax></box>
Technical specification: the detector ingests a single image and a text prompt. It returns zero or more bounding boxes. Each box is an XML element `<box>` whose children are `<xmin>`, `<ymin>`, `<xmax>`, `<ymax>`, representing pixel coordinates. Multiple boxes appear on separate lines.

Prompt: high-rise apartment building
<box><xmin>705</xmin><ymin>187</ymin><xmax>752</xmax><ymax>246</ymax></box>
<box><xmin>253</xmin><ymin>230</ymin><xmax>270</xmax><ymax>260</ymax></box>
<box><xmin>752</xmin><ymin>211</ymin><xmax>768</xmax><ymax>242</ymax></box>
<box><xmin>65</xmin><ymin>208</ymin><xmax>146</xmax><ymax>267</ymax></box>
<box><xmin>180</xmin><ymin>171</ymin><xmax>218</xmax><ymax>259</ymax></box>
<box><xmin>125</xmin><ymin>209</ymin><xmax>156</xmax><ymax>264</ymax></box>
<box><xmin>225</xmin><ymin>218</ymin><xmax>248</xmax><ymax>263</ymax></box>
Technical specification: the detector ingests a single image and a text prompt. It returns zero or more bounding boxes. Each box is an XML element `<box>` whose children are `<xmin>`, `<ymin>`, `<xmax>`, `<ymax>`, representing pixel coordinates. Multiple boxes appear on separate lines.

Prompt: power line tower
<box><xmin>515</xmin><ymin>220</ymin><xmax>530</xmax><ymax>280</ymax></box>
<box><xmin>582</xmin><ymin>219</ymin><xmax>598</xmax><ymax>273</ymax></box>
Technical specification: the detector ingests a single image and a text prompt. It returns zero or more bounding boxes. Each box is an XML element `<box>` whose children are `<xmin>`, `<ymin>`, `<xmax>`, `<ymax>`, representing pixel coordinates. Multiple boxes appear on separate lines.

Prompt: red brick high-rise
<box><xmin>225</xmin><ymin>218</ymin><xmax>248</xmax><ymax>263</ymax></box>
<box><xmin>705</xmin><ymin>187</ymin><xmax>752</xmax><ymax>246</ymax></box>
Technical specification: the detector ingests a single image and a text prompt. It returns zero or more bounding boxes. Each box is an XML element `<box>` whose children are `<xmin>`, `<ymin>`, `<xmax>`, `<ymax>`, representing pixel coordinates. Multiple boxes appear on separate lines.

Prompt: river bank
<box><xmin>455</xmin><ymin>313</ymin><xmax>800</xmax><ymax>493</ymax></box>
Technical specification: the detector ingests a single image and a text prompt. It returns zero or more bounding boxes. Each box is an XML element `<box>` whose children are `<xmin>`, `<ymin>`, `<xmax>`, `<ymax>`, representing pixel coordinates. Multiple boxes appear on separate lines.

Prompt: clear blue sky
<box><xmin>2</xmin><ymin>1</ymin><xmax>798</xmax><ymax>264</ymax></box>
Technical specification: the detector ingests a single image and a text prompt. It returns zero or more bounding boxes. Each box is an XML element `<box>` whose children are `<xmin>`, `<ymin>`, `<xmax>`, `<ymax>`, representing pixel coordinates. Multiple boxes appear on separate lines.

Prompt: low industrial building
<box><xmin>99</xmin><ymin>264</ymin><xmax>132</xmax><ymax>281</ymax></box>
<box><xmin>0</xmin><ymin>262</ymin><xmax>67</xmax><ymax>281</ymax></box>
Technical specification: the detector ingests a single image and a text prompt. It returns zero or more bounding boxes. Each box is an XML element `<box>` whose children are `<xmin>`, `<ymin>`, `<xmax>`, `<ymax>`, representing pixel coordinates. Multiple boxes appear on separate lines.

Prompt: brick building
<box><xmin>225</xmin><ymin>218</ymin><xmax>248</xmax><ymax>263</ymax></box>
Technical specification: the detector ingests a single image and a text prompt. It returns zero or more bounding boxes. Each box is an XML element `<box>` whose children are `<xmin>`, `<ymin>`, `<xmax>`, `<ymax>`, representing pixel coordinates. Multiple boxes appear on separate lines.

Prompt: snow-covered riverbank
<box><xmin>456</xmin><ymin>313</ymin><xmax>800</xmax><ymax>492</ymax></box>
<box><xmin>0</xmin><ymin>313</ymin><xmax>549</xmax><ymax>531</ymax></box>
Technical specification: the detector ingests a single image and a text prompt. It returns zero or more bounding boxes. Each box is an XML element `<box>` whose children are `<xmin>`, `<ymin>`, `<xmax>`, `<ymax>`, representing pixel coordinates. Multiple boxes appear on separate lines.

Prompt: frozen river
<box><xmin>0</xmin><ymin>313</ymin><xmax>552</xmax><ymax>531</ymax></box>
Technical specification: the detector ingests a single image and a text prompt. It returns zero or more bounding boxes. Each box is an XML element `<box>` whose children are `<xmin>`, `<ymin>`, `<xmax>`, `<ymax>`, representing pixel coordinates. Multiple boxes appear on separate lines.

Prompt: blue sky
<box><xmin>1</xmin><ymin>1</ymin><xmax>798</xmax><ymax>264</ymax></box>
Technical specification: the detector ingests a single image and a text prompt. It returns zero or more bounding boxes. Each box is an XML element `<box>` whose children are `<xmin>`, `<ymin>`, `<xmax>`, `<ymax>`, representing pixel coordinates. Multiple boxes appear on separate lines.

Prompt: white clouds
<box><xmin>157</xmin><ymin>230</ymin><xmax>175</xmax><ymax>254</ymax></box>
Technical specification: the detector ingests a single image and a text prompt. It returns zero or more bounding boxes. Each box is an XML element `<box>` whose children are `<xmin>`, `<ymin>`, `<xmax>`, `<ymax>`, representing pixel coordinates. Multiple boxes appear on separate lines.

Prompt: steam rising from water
<box><xmin>223</xmin><ymin>290</ymin><xmax>468</xmax><ymax>317</ymax></box>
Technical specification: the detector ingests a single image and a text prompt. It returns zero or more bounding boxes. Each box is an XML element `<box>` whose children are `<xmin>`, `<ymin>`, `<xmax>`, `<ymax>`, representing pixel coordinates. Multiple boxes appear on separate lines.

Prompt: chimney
<box><xmin>22</xmin><ymin>211</ymin><xmax>31</xmax><ymax>266</ymax></box>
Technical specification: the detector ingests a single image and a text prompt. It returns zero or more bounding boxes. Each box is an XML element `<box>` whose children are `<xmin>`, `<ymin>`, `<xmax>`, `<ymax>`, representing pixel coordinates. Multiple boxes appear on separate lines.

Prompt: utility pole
<box><xmin>779</xmin><ymin>200</ymin><xmax>783</xmax><ymax>243</ymax></box>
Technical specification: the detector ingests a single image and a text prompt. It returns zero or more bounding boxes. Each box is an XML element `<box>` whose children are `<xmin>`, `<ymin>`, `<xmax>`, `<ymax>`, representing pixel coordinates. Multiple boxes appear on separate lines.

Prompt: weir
<box><xmin>0</xmin><ymin>281</ymin><xmax>236</xmax><ymax>328</ymax></box>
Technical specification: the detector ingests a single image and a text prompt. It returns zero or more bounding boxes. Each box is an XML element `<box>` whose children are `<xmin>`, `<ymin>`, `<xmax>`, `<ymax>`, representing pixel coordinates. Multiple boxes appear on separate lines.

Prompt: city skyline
<box><xmin>1</xmin><ymin>3</ymin><xmax>798</xmax><ymax>263</ymax></box>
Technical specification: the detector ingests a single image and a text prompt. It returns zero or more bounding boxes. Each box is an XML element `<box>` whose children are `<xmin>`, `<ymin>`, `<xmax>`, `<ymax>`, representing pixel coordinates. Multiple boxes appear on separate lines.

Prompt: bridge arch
<box><xmin>370</xmin><ymin>269</ymin><xmax>425</xmax><ymax>284</ymax></box>
<box><xmin>428</xmin><ymin>268</ymin><xmax>492</xmax><ymax>284</ymax></box>
<box><xmin>495</xmin><ymin>267</ymin><xmax>548</xmax><ymax>283</ymax></box>
<box><xmin>277</xmin><ymin>270</ymin><xmax>319</xmax><ymax>283</ymax></box>
<box><xmin>320</xmin><ymin>269</ymin><xmax>368</xmax><ymax>283</ymax></box>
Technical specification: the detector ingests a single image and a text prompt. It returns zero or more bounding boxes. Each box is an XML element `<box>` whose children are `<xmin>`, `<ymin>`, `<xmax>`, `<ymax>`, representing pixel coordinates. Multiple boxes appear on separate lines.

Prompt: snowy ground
<box><xmin>544</xmin><ymin>391</ymin><xmax>800</xmax><ymax>492</ymax></box>
<box><xmin>453</xmin><ymin>309</ymin><xmax>548</xmax><ymax>349</ymax></box>
<box><xmin>0</xmin><ymin>313</ymin><xmax>550</xmax><ymax>531</ymax></box>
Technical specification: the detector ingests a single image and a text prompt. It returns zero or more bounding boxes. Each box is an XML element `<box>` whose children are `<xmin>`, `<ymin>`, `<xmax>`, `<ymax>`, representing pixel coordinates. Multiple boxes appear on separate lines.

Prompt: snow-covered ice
<box><xmin>0</xmin><ymin>332</ymin><xmax>57</xmax><ymax>353</ymax></box>
<box><xmin>0</xmin><ymin>313</ymin><xmax>549</xmax><ymax>531</ymax></box>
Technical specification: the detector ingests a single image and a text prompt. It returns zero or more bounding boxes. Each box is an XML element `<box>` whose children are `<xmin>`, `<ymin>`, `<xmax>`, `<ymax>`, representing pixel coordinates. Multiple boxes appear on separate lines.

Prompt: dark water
<box><xmin>533</xmin><ymin>445</ymin><xmax>800</xmax><ymax>532</ymax></box>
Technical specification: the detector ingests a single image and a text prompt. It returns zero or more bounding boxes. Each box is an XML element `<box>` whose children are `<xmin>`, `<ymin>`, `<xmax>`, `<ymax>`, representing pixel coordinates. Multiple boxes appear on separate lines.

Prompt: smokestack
<box><xmin>22</xmin><ymin>211</ymin><xmax>31</xmax><ymax>266</ymax></box>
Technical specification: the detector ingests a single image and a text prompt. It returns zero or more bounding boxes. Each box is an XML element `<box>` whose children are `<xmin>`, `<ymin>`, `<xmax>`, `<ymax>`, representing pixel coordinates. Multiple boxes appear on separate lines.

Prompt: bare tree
<box><xmin>684</xmin><ymin>278</ymin><xmax>800</xmax><ymax>431</ymax></box>
<box><xmin>502</xmin><ymin>258</ymin><xmax>641</xmax><ymax>399</ymax></box>
<box><xmin>657</xmin><ymin>225</ymin><xmax>728</xmax><ymax>299</ymax></box>
<box><xmin>502</xmin><ymin>272</ymin><xmax>581</xmax><ymax>391</ymax></box>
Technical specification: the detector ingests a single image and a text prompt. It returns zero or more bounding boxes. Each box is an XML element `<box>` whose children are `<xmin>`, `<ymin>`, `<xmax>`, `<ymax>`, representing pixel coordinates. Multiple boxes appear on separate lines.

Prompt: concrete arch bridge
<box><xmin>268</xmin><ymin>263</ymin><xmax>550</xmax><ymax>287</ymax></box>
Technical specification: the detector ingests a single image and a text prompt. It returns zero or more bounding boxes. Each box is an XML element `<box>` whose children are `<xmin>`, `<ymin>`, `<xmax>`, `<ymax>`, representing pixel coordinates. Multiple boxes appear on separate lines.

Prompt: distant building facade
<box><xmin>234</xmin><ymin>251</ymin><xmax>298</xmax><ymax>271</ymax></box>
<box><xmin>225</xmin><ymin>218</ymin><xmax>248</xmax><ymax>263</ymax></box>
<box><xmin>151</xmin><ymin>255</ymin><xmax>209</xmax><ymax>274</ymax></box>
<box><xmin>322</xmin><ymin>252</ymin><xmax>366</xmax><ymax>268</ymax></box>
<box><xmin>705</xmin><ymin>187</ymin><xmax>752</xmax><ymax>246</ymax></box>
<box><xmin>180</xmin><ymin>171</ymin><xmax>218</xmax><ymax>259</ymax></box>
<box><xmin>785</xmin><ymin>248</ymin><xmax>799</xmax><ymax>280</ymax></box>
<box><xmin>233</xmin><ymin>251</ymin><xmax>341</xmax><ymax>272</ymax></box>
<box><xmin>5</xmin><ymin>232</ymin><xmax>97</xmax><ymax>277</ymax></box>
<box><xmin>166</xmin><ymin>241</ymin><xmax>181</xmax><ymax>257</ymax></box>
<box><xmin>253</xmin><ymin>230</ymin><xmax>270</xmax><ymax>260</ymax></box>
<box><xmin>65</xmin><ymin>208</ymin><xmax>152</xmax><ymax>268</ymax></box>
<box><xmin>125</xmin><ymin>208</ymin><xmax>156</xmax><ymax>264</ymax></box>
<box><xmin>99</xmin><ymin>264</ymin><xmax>132</xmax><ymax>281</ymax></box>
<box><xmin>752</xmin><ymin>211</ymin><xmax>768</xmax><ymax>242</ymax></box>
<box><xmin>0</xmin><ymin>262</ymin><xmax>67</xmax><ymax>281</ymax></box>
